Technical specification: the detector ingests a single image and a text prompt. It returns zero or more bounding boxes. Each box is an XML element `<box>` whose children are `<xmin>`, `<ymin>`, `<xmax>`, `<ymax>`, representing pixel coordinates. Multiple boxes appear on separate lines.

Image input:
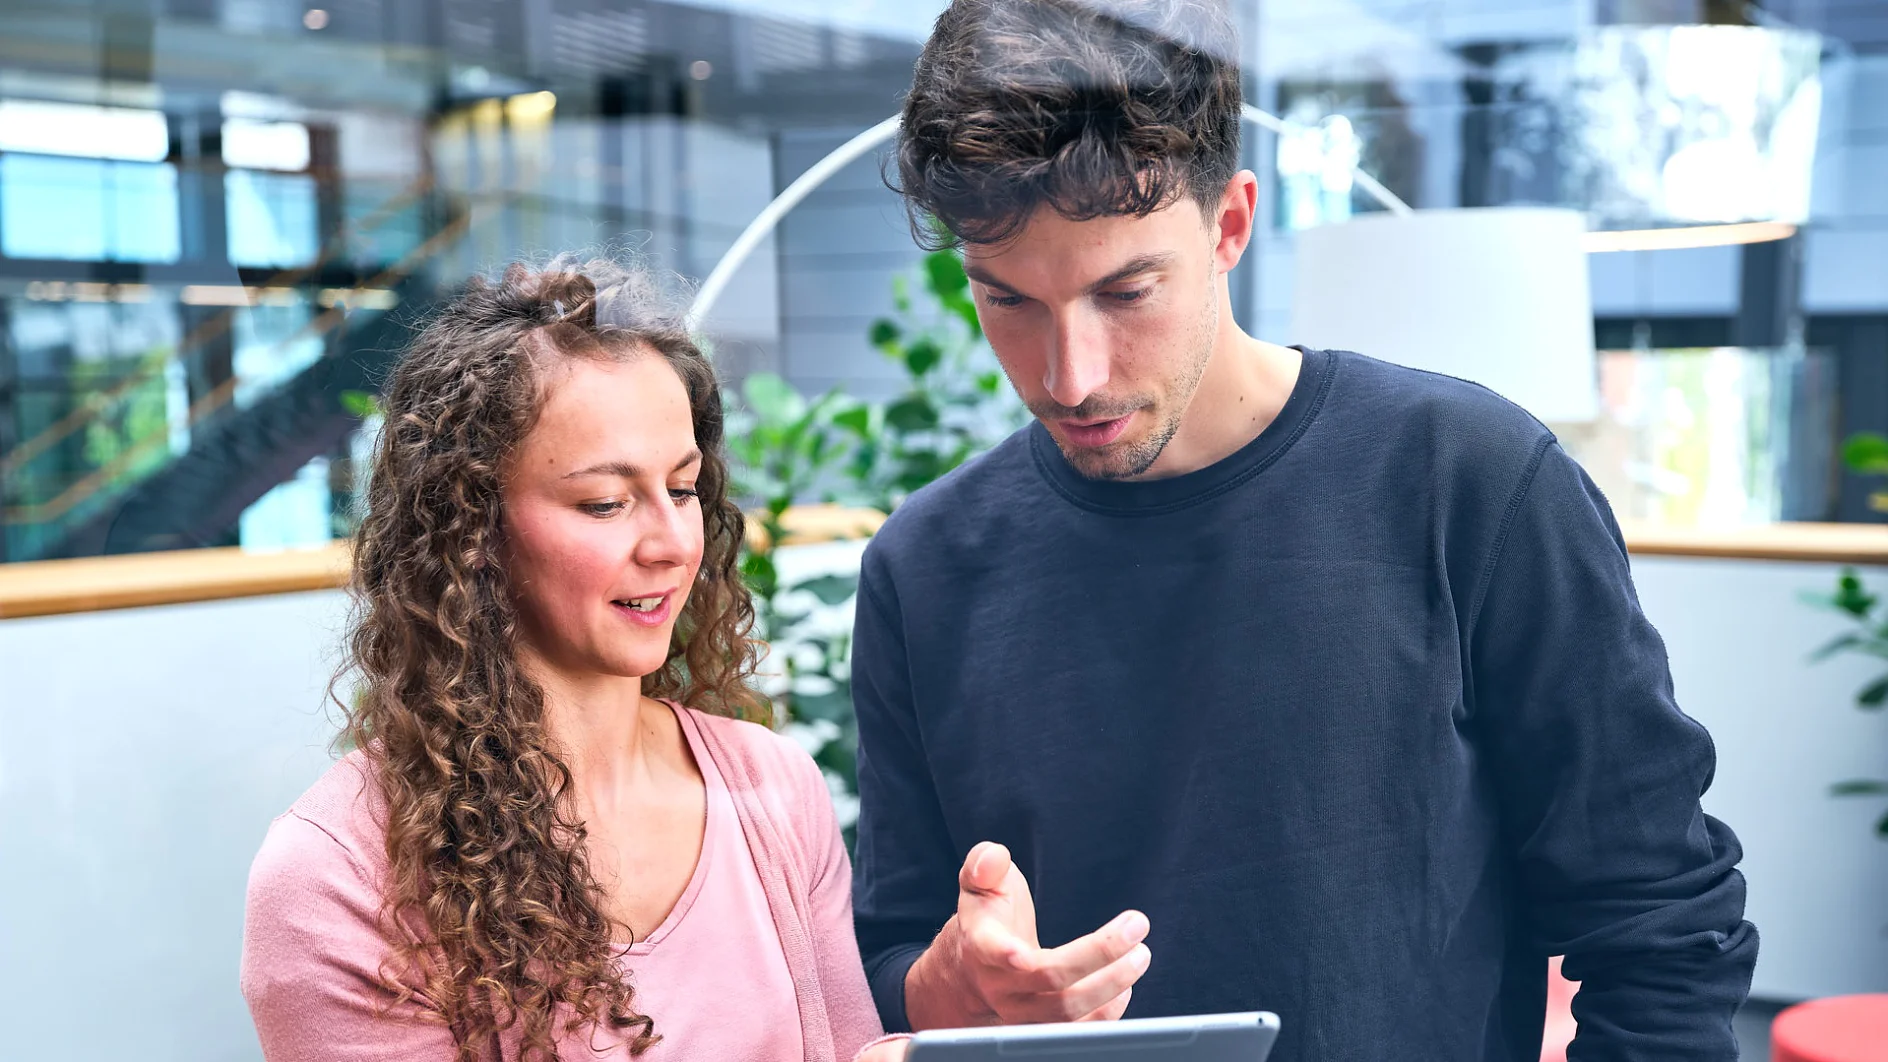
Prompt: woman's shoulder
<box><xmin>250</xmin><ymin>750</ymin><xmax>390</xmax><ymax>895</ymax></box>
<box><xmin>681</xmin><ymin>707</ymin><xmax>830</xmax><ymax>810</ymax></box>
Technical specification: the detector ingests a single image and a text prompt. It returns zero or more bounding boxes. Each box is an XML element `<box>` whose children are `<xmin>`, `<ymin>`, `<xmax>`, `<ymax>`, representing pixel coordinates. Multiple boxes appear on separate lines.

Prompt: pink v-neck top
<box><xmin>241</xmin><ymin>704</ymin><xmax>881</xmax><ymax>1061</ymax></box>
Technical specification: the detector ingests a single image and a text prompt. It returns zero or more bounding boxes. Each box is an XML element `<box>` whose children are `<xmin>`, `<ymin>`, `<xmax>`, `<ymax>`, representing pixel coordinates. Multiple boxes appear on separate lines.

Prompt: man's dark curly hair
<box><xmin>895</xmin><ymin>0</ymin><xmax>1243</xmax><ymax>249</ymax></box>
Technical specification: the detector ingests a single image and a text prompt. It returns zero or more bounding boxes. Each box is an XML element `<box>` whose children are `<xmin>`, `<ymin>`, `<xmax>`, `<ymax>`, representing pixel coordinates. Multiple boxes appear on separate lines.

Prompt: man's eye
<box><xmin>983</xmin><ymin>292</ymin><xmax>1025</xmax><ymax>308</ymax></box>
<box><xmin>1106</xmin><ymin>288</ymin><xmax>1151</xmax><ymax>303</ymax></box>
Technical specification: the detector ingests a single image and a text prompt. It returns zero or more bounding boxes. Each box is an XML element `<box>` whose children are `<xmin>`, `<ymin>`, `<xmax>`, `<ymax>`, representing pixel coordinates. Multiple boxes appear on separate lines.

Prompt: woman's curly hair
<box><xmin>338</xmin><ymin>255</ymin><xmax>768</xmax><ymax>1061</ymax></box>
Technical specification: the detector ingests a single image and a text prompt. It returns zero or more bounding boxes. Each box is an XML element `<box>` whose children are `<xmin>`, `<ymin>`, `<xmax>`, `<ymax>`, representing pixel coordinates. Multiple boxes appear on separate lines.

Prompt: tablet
<box><xmin>905</xmin><ymin>1011</ymin><xmax>1279</xmax><ymax>1061</ymax></box>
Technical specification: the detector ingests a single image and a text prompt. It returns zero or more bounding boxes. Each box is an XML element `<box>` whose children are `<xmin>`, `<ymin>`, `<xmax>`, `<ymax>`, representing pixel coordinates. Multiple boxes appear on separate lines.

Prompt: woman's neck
<box><xmin>527</xmin><ymin>652</ymin><xmax>686</xmax><ymax>811</ymax></box>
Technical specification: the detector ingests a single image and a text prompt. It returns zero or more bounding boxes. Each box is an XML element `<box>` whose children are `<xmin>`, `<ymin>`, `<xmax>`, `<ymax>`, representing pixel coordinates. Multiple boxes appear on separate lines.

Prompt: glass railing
<box><xmin>1561</xmin><ymin>346</ymin><xmax>1840</xmax><ymax>527</ymax></box>
<box><xmin>0</xmin><ymin>177</ymin><xmax>465</xmax><ymax>562</ymax></box>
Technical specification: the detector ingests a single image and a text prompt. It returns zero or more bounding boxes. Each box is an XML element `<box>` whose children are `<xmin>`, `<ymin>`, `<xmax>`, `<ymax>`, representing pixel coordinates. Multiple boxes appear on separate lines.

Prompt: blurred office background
<box><xmin>1</xmin><ymin>1</ymin><xmax>1886</xmax><ymax>1059</ymax></box>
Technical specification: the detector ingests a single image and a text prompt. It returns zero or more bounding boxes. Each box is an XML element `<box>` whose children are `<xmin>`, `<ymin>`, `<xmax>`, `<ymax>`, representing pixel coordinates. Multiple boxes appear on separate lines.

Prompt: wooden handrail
<box><xmin>3</xmin><ymin>512</ymin><xmax>1884</xmax><ymax>622</ymax></box>
<box><xmin>0</xmin><ymin>504</ymin><xmax>889</xmax><ymax>619</ymax></box>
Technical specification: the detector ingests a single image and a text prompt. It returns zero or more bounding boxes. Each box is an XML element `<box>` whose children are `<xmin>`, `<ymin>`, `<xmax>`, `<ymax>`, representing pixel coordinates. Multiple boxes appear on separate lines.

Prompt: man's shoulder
<box><xmin>1326</xmin><ymin>349</ymin><xmax>1552</xmax><ymax>443</ymax></box>
<box><xmin>1321</xmin><ymin>348</ymin><xmax>1557</xmax><ymax>479</ymax></box>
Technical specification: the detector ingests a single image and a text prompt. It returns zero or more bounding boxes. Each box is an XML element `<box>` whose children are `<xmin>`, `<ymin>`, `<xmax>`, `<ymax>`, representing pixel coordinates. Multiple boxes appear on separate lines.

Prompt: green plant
<box><xmin>723</xmin><ymin>372</ymin><xmax>867</xmax><ymax>811</ymax></box>
<box><xmin>1806</xmin><ymin>571</ymin><xmax>1888</xmax><ymax>838</ymax></box>
<box><xmin>724</xmin><ymin>250</ymin><xmax>1024</xmax><ymax>834</ymax></box>
<box><xmin>1803</xmin><ymin>431</ymin><xmax>1888</xmax><ymax>838</ymax></box>
<box><xmin>844</xmin><ymin>249</ymin><xmax>1020</xmax><ymax>513</ymax></box>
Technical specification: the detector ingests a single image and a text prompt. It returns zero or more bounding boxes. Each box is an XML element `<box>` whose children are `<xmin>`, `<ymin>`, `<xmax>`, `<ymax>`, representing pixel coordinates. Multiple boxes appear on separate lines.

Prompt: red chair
<box><xmin>1770</xmin><ymin>994</ymin><xmax>1888</xmax><ymax>1062</ymax></box>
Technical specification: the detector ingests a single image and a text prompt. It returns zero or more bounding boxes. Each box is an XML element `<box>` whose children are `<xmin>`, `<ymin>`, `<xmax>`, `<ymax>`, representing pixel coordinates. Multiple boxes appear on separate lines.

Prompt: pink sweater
<box><xmin>241</xmin><ymin>705</ymin><xmax>884</xmax><ymax>1061</ymax></box>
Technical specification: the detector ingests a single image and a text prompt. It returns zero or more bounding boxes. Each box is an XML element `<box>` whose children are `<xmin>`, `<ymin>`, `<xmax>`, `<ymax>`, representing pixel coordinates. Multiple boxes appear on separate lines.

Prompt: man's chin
<box><xmin>1052</xmin><ymin>430</ymin><xmax>1165</xmax><ymax>482</ymax></box>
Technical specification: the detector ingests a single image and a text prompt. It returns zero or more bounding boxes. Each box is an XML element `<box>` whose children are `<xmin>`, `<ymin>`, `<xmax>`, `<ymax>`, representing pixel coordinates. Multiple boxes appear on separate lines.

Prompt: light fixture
<box><xmin>503</xmin><ymin>90</ymin><xmax>557</xmax><ymax>126</ymax></box>
<box><xmin>1563</xmin><ymin>25</ymin><xmax>1821</xmax><ymax>235</ymax></box>
<box><xmin>690</xmin><ymin>60</ymin><xmax>714</xmax><ymax>81</ymax></box>
<box><xmin>1290</xmin><ymin>207</ymin><xmax>1598</xmax><ymax>423</ymax></box>
<box><xmin>1581</xmin><ymin>220</ymin><xmax>1797</xmax><ymax>253</ymax></box>
<box><xmin>221</xmin><ymin>120</ymin><xmax>311</xmax><ymax>172</ymax></box>
<box><xmin>302</xmin><ymin>8</ymin><xmax>328</xmax><ymax>30</ymax></box>
<box><xmin>0</xmin><ymin>100</ymin><xmax>169</xmax><ymax>162</ymax></box>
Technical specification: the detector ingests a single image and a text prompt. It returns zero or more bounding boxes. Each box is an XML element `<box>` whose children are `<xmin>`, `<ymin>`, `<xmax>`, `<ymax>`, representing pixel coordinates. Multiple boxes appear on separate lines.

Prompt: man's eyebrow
<box><xmin>562</xmin><ymin>450</ymin><xmax>703</xmax><ymax>480</ymax></box>
<box><xmin>962</xmin><ymin>251</ymin><xmax>1178</xmax><ymax>298</ymax></box>
<box><xmin>1080</xmin><ymin>252</ymin><xmax>1176</xmax><ymax>294</ymax></box>
<box><xmin>963</xmin><ymin>262</ymin><xmax>1017</xmax><ymax>292</ymax></box>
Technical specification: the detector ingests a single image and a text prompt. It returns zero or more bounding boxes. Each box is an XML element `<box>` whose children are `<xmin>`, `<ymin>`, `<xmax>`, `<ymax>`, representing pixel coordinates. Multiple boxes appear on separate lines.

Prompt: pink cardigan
<box><xmin>241</xmin><ymin>707</ymin><xmax>885</xmax><ymax>1061</ymax></box>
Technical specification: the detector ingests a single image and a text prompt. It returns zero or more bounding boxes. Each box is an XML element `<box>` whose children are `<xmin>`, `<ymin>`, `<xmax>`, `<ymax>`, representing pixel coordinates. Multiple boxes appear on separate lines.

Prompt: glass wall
<box><xmin>1</xmin><ymin>0</ymin><xmax>1885</xmax><ymax>565</ymax></box>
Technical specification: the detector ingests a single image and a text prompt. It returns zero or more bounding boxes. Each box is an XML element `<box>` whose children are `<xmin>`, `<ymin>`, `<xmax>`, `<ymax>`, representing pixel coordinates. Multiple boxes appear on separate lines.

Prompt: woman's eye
<box><xmin>579</xmin><ymin>500</ymin><xmax>626</xmax><ymax>517</ymax></box>
<box><xmin>669</xmin><ymin>487</ymin><xmax>700</xmax><ymax>505</ymax></box>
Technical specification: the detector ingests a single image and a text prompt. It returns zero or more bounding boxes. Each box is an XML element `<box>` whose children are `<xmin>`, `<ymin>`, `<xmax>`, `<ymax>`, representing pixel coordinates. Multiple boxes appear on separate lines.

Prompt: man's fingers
<box><xmin>958</xmin><ymin>841</ymin><xmax>1012</xmax><ymax>895</ymax></box>
<box><xmin>1017</xmin><ymin>910</ymin><xmax>1149</xmax><ymax>988</ymax></box>
<box><xmin>1042</xmin><ymin>943</ymin><xmax>1149</xmax><ymax>1020</ymax></box>
<box><xmin>1076</xmin><ymin>986</ymin><xmax>1134</xmax><ymax>1023</ymax></box>
<box><xmin>965</xmin><ymin>916</ymin><xmax>1029</xmax><ymax>971</ymax></box>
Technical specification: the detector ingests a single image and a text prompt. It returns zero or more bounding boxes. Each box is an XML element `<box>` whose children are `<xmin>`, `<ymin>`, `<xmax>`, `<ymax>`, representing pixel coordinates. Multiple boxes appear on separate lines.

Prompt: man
<box><xmin>848</xmin><ymin>1</ymin><xmax>1758</xmax><ymax>1059</ymax></box>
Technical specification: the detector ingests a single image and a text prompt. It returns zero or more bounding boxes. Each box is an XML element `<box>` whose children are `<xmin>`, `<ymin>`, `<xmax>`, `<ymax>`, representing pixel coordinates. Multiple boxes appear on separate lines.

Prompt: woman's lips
<box><xmin>611</xmin><ymin>593</ymin><xmax>673</xmax><ymax>627</ymax></box>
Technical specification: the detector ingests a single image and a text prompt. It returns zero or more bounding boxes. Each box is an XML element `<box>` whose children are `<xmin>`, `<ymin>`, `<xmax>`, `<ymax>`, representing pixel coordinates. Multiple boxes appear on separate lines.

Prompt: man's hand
<box><xmin>904</xmin><ymin>841</ymin><xmax>1151</xmax><ymax>1029</ymax></box>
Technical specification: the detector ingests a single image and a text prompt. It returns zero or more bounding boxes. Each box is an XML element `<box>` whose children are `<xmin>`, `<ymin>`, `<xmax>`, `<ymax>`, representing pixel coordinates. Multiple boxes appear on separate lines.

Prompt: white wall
<box><xmin>1633</xmin><ymin>555</ymin><xmax>1888</xmax><ymax>1000</ymax></box>
<box><xmin>0</xmin><ymin>589</ymin><xmax>349</xmax><ymax>1062</ymax></box>
<box><xmin>2</xmin><ymin>553</ymin><xmax>1885</xmax><ymax>1060</ymax></box>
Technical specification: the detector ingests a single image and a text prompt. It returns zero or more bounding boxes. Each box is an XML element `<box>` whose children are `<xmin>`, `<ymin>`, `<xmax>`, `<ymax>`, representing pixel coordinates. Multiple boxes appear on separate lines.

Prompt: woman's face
<box><xmin>501</xmin><ymin>352</ymin><xmax>705</xmax><ymax>685</ymax></box>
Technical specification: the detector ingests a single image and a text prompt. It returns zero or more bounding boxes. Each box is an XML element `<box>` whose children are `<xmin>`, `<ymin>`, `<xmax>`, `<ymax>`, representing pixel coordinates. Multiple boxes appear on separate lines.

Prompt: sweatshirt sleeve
<box><xmin>850</xmin><ymin>542</ymin><xmax>962</xmax><ymax>1033</ymax></box>
<box><xmin>1469</xmin><ymin>439</ymin><xmax>1758</xmax><ymax>1061</ymax></box>
<box><xmin>240</xmin><ymin>813</ymin><xmax>453</xmax><ymax>1061</ymax></box>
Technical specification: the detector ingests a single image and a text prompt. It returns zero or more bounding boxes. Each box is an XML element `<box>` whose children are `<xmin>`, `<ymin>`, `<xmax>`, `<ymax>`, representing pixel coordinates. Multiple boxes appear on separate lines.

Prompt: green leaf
<box><xmin>792</xmin><ymin>689</ymin><xmax>853</xmax><ymax>724</ymax></box>
<box><xmin>833</xmin><ymin>404</ymin><xmax>873</xmax><ymax>437</ymax></box>
<box><xmin>923</xmin><ymin>250</ymin><xmax>969</xmax><ymax>300</ymax></box>
<box><xmin>1811</xmin><ymin>633</ymin><xmax>1866</xmax><ymax>662</ymax></box>
<box><xmin>743</xmin><ymin>373</ymin><xmax>804</xmax><ymax>425</ymax></box>
<box><xmin>1843</xmin><ymin>432</ymin><xmax>1888</xmax><ymax>474</ymax></box>
<box><xmin>740</xmin><ymin>551</ymin><xmax>778</xmax><ymax>597</ymax></box>
<box><xmin>1858</xmin><ymin>674</ymin><xmax>1888</xmax><ymax>708</ymax></box>
<box><xmin>338</xmin><ymin>389</ymin><xmax>381</xmax><ymax>418</ymax></box>
<box><xmin>892</xmin><ymin>274</ymin><xmax>911</xmax><ymax>313</ymax></box>
<box><xmin>976</xmin><ymin>371</ymin><xmax>1003</xmax><ymax>395</ymax></box>
<box><xmin>1835</xmin><ymin>569</ymin><xmax>1878</xmax><ymax>618</ymax></box>
<box><xmin>868</xmin><ymin>319</ymin><xmax>901</xmax><ymax>348</ymax></box>
<box><xmin>1831</xmin><ymin>779</ymin><xmax>1888</xmax><ymax>796</ymax></box>
<box><xmin>895</xmin><ymin>450</ymin><xmax>947</xmax><ymax>492</ymax></box>
<box><xmin>886</xmin><ymin>395</ymin><xmax>940</xmax><ymax>432</ymax></box>
<box><xmin>945</xmin><ymin>292</ymin><xmax>983</xmax><ymax>339</ymax></box>
<box><xmin>814</xmin><ymin>733</ymin><xmax>858</xmax><ymax>785</ymax></box>
<box><xmin>904</xmin><ymin>339</ymin><xmax>943</xmax><ymax>377</ymax></box>
<box><xmin>795</xmin><ymin>572</ymin><xmax>859</xmax><ymax>606</ymax></box>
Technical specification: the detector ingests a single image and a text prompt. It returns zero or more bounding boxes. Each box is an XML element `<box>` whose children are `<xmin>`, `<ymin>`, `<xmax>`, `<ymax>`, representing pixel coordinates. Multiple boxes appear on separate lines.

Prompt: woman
<box><xmin>241</xmin><ymin>258</ymin><xmax>902</xmax><ymax>1061</ymax></box>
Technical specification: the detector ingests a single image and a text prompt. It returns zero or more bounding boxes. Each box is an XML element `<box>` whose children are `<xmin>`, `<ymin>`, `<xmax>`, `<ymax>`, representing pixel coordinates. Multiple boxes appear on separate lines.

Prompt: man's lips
<box><xmin>1057</xmin><ymin>413</ymin><xmax>1133</xmax><ymax>448</ymax></box>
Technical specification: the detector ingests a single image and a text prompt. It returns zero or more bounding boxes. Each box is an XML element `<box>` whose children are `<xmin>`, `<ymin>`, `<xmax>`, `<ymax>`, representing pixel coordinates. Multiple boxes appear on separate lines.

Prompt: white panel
<box><xmin>1291</xmin><ymin>207</ymin><xmax>1598</xmax><ymax>421</ymax></box>
<box><xmin>0</xmin><ymin>590</ymin><xmax>351</xmax><ymax>1062</ymax></box>
<box><xmin>1632</xmin><ymin>556</ymin><xmax>1888</xmax><ymax>1000</ymax></box>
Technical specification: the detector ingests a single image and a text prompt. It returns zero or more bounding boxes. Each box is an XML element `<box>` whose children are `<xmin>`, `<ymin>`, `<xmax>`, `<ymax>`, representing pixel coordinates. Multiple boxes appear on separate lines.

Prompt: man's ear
<box><xmin>1212</xmin><ymin>170</ymin><xmax>1259</xmax><ymax>275</ymax></box>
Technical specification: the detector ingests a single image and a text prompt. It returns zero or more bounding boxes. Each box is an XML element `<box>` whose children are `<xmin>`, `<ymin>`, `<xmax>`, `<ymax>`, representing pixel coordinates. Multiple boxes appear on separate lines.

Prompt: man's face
<box><xmin>963</xmin><ymin>190</ymin><xmax>1234</xmax><ymax>480</ymax></box>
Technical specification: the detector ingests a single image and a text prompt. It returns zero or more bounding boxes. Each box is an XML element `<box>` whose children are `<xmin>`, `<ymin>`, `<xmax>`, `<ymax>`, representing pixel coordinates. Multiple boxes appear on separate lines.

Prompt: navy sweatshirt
<box><xmin>849</xmin><ymin>348</ymin><xmax>1757</xmax><ymax>1061</ymax></box>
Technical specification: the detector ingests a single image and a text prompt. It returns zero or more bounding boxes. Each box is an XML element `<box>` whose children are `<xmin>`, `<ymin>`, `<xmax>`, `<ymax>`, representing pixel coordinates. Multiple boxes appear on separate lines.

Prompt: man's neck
<box><xmin>1139</xmin><ymin>325</ymin><xmax>1303</xmax><ymax>481</ymax></box>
